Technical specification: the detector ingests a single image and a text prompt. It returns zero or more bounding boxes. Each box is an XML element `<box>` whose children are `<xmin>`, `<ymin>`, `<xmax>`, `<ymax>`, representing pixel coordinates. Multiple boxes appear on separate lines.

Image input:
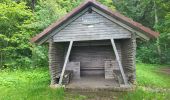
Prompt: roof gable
<box><xmin>31</xmin><ymin>0</ymin><xmax>159</xmax><ymax>44</ymax></box>
<box><xmin>53</xmin><ymin>10</ymin><xmax>132</xmax><ymax>42</ymax></box>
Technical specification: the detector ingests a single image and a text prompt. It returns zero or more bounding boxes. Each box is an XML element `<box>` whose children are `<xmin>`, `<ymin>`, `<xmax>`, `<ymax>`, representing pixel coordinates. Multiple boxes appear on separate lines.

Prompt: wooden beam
<box><xmin>110</xmin><ymin>39</ymin><xmax>128</xmax><ymax>85</ymax></box>
<box><xmin>59</xmin><ymin>41</ymin><xmax>73</xmax><ymax>85</ymax></box>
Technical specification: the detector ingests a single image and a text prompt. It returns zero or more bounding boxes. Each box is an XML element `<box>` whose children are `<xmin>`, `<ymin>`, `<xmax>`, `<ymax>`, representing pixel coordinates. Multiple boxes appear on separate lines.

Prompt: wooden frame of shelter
<box><xmin>31</xmin><ymin>0</ymin><xmax>159</xmax><ymax>90</ymax></box>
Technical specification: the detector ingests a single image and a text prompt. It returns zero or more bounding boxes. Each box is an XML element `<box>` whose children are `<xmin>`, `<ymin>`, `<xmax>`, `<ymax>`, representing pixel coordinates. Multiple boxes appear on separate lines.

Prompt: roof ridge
<box><xmin>31</xmin><ymin>0</ymin><xmax>159</xmax><ymax>44</ymax></box>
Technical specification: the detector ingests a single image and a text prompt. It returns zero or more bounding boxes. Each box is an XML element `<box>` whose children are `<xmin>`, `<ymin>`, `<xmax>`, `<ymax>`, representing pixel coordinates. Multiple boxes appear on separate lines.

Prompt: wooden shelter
<box><xmin>31</xmin><ymin>0</ymin><xmax>159</xmax><ymax>90</ymax></box>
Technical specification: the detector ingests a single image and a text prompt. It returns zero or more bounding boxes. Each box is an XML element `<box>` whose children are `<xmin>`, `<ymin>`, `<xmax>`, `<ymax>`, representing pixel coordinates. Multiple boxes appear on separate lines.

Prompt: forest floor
<box><xmin>0</xmin><ymin>63</ymin><xmax>170</xmax><ymax>100</ymax></box>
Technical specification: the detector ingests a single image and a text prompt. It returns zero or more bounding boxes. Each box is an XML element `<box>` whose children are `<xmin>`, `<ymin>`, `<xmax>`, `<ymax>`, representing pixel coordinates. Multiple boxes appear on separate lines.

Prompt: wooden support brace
<box><xmin>59</xmin><ymin>41</ymin><xmax>73</xmax><ymax>85</ymax></box>
<box><xmin>110</xmin><ymin>39</ymin><xmax>128</xmax><ymax>85</ymax></box>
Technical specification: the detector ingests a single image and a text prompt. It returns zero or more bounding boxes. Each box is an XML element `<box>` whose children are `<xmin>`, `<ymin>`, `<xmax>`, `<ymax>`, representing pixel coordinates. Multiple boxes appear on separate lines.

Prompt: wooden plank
<box><xmin>70</xmin><ymin>45</ymin><xmax>115</xmax><ymax>71</ymax></box>
<box><xmin>105</xmin><ymin>60</ymin><xmax>115</xmax><ymax>79</ymax></box>
<box><xmin>73</xmin><ymin>40</ymin><xmax>111</xmax><ymax>46</ymax></box>
<box><xmin>59</xmin><ymin>41</ymin><xmax>73</xmax><ymax>85</ymax></box>
<box><xmin>38</xmin><ymin>7</ymin><xmax>89</xmax><ymax>44</ymax></box>
<box><xmin>53</xmin><ymin>34</ymin><xmax>130</xmax><ymax>42</ymax></box>
<box><xmin>92</xmin><ymin>7</ymin><xmax>149</xmax><ymax>41</ymax></box>
<box><xmin>53</xmin><ymin>11</ymin><xmax>131</xmax><ymax>42</ymax></box>
<box><xmin>66</xmin><ymin>62</ymin><xmax>80</xmax><ymax>79</ymax></box>
<box><xmin>110</xmin><ymin>39</ymin><xmax>128</xmax><ymax>85</ymax></box>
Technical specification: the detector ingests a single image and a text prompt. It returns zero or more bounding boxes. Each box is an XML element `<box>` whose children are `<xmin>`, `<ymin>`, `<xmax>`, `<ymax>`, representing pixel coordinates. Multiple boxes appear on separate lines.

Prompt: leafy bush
<box><xmin>112</xmin><ymin>0</ymin><xmax>170</xmax><ymax>64</ymax></box>
<box><xmin>0</xmin><ymin>1</ymin><xmax>33</xmax><ymax>68</ymax></box>
<box><xmin>137</xmin><ymin>41</ymin><xmax>160</xmax><ymax>64</ymax></box>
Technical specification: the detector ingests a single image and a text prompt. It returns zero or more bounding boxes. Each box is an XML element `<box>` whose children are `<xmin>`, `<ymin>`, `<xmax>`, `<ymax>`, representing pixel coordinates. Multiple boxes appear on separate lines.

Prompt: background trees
<box><xmin>0</xmin><ymin>0</ymin><xmax>169</xmax><ymax>69</ymax></box>
<box><xmin>0</xmin><ymin>0</ymin><xmax>33</xmax><ymax>68</ymax></box>
<box><xmin>112</xmin><ymin>0</ymin><xmax>170</xmax><ymax>64</ymax></box>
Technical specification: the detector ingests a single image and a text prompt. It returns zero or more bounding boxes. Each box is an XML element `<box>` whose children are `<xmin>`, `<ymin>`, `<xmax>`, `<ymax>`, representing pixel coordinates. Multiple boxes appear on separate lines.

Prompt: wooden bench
<box><xmin>66</xmin><ymin>62</ymin><xmax>80</xmax><ymax>79</ymax></box>
<box><xmin>104</xmin><ymin>60</ymin><xmax>123</xmax><ymax>85</ymax></box>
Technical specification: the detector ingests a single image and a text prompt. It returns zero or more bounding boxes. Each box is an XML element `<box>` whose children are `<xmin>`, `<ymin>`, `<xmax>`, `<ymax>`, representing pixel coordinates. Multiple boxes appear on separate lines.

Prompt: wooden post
<box><xmin>59</xmin><ymin>41</ymin><xmax>73</xmax><ymax>85</ymax></box>
<box><xmin>110</xmin><ymin>39</ymin><xmax>128</xmax><ymax>85</ymax></box>
<box><xmin>49</xmin><ymin>42</ymin><xmax>58</xmax><ymax>85</ymax></box>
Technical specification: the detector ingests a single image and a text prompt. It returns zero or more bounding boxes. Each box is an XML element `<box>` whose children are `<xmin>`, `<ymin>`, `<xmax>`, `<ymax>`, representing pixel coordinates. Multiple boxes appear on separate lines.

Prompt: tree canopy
<box><xmin>0</xmin><ymin>0</ymin><xmax>170</xmax><ymax>69</ymax></box>
<box><xmin>112</xmin><ymin>0</ymin><xmax>170</xmax><ymax>64</ymax></box>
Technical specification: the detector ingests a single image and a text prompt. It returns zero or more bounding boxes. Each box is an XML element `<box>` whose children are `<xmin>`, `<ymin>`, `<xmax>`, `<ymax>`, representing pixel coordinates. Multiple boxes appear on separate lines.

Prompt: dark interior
<box><xmin>70</xmin><ymin>40</ymin><xmax>115</xmax><ymax>77</ymax></box>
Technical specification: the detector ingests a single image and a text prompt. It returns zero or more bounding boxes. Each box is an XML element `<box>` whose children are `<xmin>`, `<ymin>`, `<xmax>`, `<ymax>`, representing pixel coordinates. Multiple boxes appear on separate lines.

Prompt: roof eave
<box><xmin>31</xmin><ymin>0</ymin><xmax>94</xmax><ymax>43</ymax></box>
<box><xmin>31</xmin><ymin>0</ymin><xmax>159</xmax><ymax>44</ymax></box>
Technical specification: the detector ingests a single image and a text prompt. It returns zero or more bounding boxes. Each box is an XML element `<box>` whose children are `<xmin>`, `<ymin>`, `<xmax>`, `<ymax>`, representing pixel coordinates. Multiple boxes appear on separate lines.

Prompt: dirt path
<box><xmin>159</xmin><ymin>67</ymin><xmax>170</xmax><ymax>75</ymax></box>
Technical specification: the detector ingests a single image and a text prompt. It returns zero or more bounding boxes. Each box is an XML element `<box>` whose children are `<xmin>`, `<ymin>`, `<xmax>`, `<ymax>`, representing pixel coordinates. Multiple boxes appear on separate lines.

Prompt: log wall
<box><xmin>121</xmin><ymin>35</ymin><xmax>136</xmax><ymax>83</ymax></box>
<box><xmin>49</xmin><ymin>42</ymin><xmax>65</xmax><ymax>85</ymax></box>
<box><xmin>48</xmin><ymin>38</ymin><xmax>136</xmax><ymax>85</ymax></box>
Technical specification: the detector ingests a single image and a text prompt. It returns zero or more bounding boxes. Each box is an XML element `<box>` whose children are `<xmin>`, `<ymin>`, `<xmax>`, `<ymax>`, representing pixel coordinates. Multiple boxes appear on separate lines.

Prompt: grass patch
<box><xmin>120</xmin><ymin>63</ymin><xmax>170</xmax><ymax>100</ymax></box>
<box><xmin>0</xmin><ymin>63</ymin><xmax>170</xmax><ymax>100</ymax></box>
<box><xmin>136</xmin><ymin>63</ymin><xmax>170</xmax><ymax>88</ymax></box>
<box><xmin>0</xmin><ymin>68</ymin><xmax>66</xmax><ymax>100</ymax></box>
<box><xmin>122</xmin><ymin>87</ymin><xmax>170</xmax><ymax>100</ymax></box>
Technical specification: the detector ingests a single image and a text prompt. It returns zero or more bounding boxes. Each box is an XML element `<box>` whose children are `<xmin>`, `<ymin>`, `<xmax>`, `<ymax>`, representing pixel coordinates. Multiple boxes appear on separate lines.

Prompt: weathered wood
<box><xmin>59</xmin><ymin>41</ymin><xmax>73</xmax><ymax>85</ymax></box>
<box><xmin>121</xmin><ymin>35</ymin><xmax>136</xmax><ymax>83</ymax></box>
<box><xmin>38</xmin><ymin>8</ymin><xmax>89</xmax><ymax>44</ymax></box>
<box><xmin>131</xmin><ymin>35</ymin><xmax>136</xmax><ymax>83</ymax></box>
<box><xmin>54</xmin><ymin>35</ymin><xmax>130</xmax><ymax>42</ymax></box>
<box><xmin>53</xmin><ymin>11</ymin><xmax>131</xmax><ymax>42</ymax></box>
<box><xmin>104</xmin><ymin>60</ymin><xmax>118</xmax><ymax>79</ymax></box>
<box><xmin>111</xmin><ymin>39</ymin><xmax>128</xmax><ymax>85</ymax></box>
<box><xmin>92</xmin><ymin>7</ymin><xmax>149</xmax><ymax>40</ymax></box>
<box><xmin>36</xmin><ymin>0</ymin><xmax>143</xmax><ymax>90</ymax></box>
<box><xmin>73</xmin><ymin>40</ymin><xmax>111</xmax><ymax>46</ymax></box>
<box><xmin>66</xmin><ymin>62</ymin><xmax>80</xmax><ymax>79</ymax></box>
<box><xmin>49</xmin><ymin>42</ymin><xmax>65</xmax><ymax>85</ymax></box>
<box><xmin>70</xmin><ymin>45</ymin><xmax>115</xmax><ymax>73</ymax></box>
<box><xmin>49</xmin><ymin>42</ymin><xmax>57</xmax><ymax>85</ymax></box>
<box><xmin>62</xmin><ymin>70</ymin><xmax>73</xmax><ymax>85</ymax></box>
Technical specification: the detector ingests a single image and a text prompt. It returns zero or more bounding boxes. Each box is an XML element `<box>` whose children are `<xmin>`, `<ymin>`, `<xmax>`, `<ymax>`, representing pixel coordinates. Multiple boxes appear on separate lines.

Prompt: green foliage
<box><xmin>0</xmin><ymin>0</ymin><xmax>116</xmax><ymax>69</ymax></box>
<box><xmin>55</xmin><ymin>0</ymin><xmax>83</xmax><ymax>12</ymax></box>
<box><xmin>0</xmin><ymin>68</ymin><xmax>65</xmax><ymax>100</ymax></box>
<box><xmin>112</xmin><ymin>0</ymin><xmax>170</xmax><ymax>64</ymax></box>
<box><xmin>122</xmin><ymin>87</ymin><xmax>170</xmax><ymax>100</ymax></box>
<box><xmin>0</xmin><ymin>0</ymin><xmax>170</xmax><ymax>69</ymax></box>
<box><xmin>0</xmin><ymin>1</ymin><xmax>169</xmax><ymax>99</ymax></box>
<box><xmin>97</xmin><ymin>0</ymin><xmax>115</xmax><ymax>10</ymax></box>
<box><xmin>0</xmin><ymin>68</ymin><xmax>86</xmax><ymax>100</ymax></box>
<box><xmin>0</xmin><ymin>0</ymin><xmax>33</xmax><ymax>68</ymax></box>
<box><xmin>137</xmin><ymin>41</ymin><xmax>160</xmax><ymax>64</ymax></box>
<box><xmin>0</xmin><ymin>63</ymin><xmax>169</xmax><ymax>99</ymax></box>
<box><xmin>136</xmin><ymin>63</ymin><xmax>170</xmax><ymax>88</ymax></box>
<box><xmin>122</xmin><ymin>63</ymin><xmax>170</xmax><ymax>100</ymax></box>
<box><xmin>0</xmin><ymin>0</ymin><xmax>85</xmax><ymax>69</ymax></box>
<box><xmin>112</xmin><ymin>0</ymin><xmax>155</xmax><ymax>27</ymax></box>
<box><xmin>29</xmin><ymin>0</ymin><xmax>67</xmax><ymax>31</ymax></box>
<box><xmin>31</xmin><ymin>45</ymin><xmax>48</xmax><ymax>68</ymax></box>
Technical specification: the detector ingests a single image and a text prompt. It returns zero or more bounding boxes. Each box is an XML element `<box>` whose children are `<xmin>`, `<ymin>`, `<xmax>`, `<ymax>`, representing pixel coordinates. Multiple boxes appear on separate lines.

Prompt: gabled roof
<box><xmin>31</xmin><ymin>0</ymin><xmax>159</xmax><ymax>44</ymax></box>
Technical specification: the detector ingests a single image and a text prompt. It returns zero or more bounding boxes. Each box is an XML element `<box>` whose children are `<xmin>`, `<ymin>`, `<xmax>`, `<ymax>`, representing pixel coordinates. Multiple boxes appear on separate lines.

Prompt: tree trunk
<box><xmin>154</xmin><ymin>0</ymin><xmax>161</xmax><ymax>62</ymax></box>
<box><xmin>0</xmin><ymin>52</ymin><xmax>2</xmax><ymax>67</ymax></box>
<box><xmin>31</xmin><ymin>0</ymin><xmax>35</xmax><ymax>12</ymax></box>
